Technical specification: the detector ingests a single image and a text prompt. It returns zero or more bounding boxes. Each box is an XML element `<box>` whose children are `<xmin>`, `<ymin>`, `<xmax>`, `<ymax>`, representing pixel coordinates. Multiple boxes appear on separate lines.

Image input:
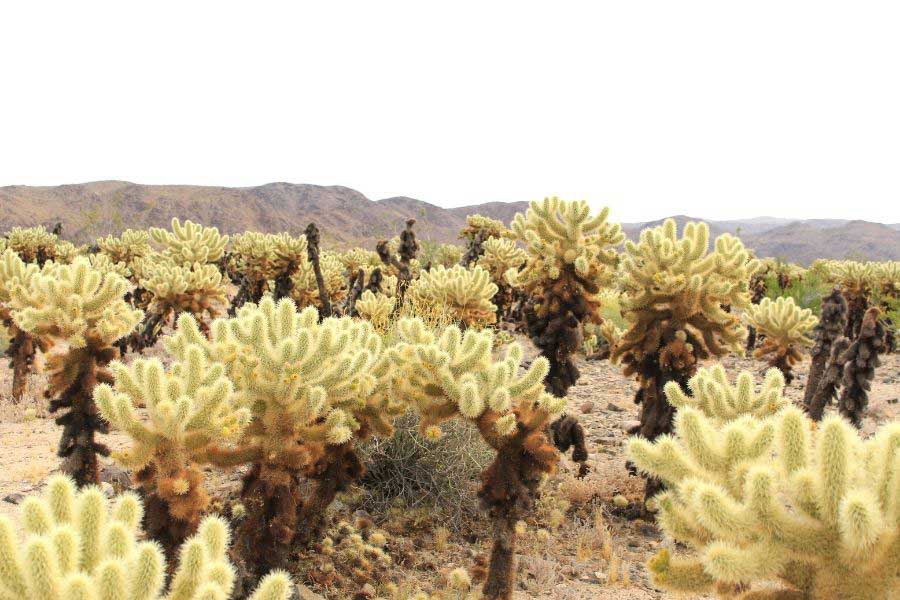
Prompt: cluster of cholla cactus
<box><xmin>96</xmin><ymin>337</ymin><xmax>251</xmax><ymax>549</ymax></box>
<box><xmin>407</xmin><ymin>264</ymin><xmax>498</xmax><ymax>328</ymax></box>
<box><xmin>228</xmin><ymin>231</ymin><xmax>308</xmax><ymax>307</ymax></box>
<box><xmin>163</xmin><ymin>298</ymin><xmax>398</xmax><ymax>571</ymax></box>
<box><xmin>96</xmin><ymin>229</ymin><xmax>152</xmax><ymax>267</ymax></box>
<box><xmin>475</xmin><ymin>236</ymin><xmax>526</xmax><ymax>320</ymax></box>
<box><xmin>0</xmin><ymin>249</ymin><xmax>43</xmax><ymax>401</ymax></box>
<box><xmin>629</xmin><ymin>366</ymin><xmax>900</xmax><ymax>599</ymax></box>
<box><xmin>744</xmin><ymin>296</ymin><xmax>818</xmax><ymax>384</ymax></box>
<box><xmin>8</xmin><ymin>257</ymin><xmax>143</xmax><ymax>485</ymax></box>
<box><xmin>0</xmin><ymin>474</ymin><xmax>290</xmax><ymax>600</ymax></box>
<box><xmin>129</xmin><ymin>219</ymin><xmax>230</xmax><ymax>349</ymax></box>
<box><xmin>4</xmin><ymin>225</ymin><xmax>62</xmax><ymax>265</ymax></box>
<box><xmin>459</xmin><ymin>214</ymin><xmax>509</xmax><ymax>267</ymax></box>
<box><xmin>354</xmin><ymin>289</ymin><xmax>395</xmax><ymax>331</ymax></box>
<box><xmin>390</xmin><ymin>319</ymin><xmax>566</xmax><ymax>599</ymax></box>
<box><xmin>826</xmin><ymin>260</ymin><xmax>878</xmax><ymax>338</ymax></box>
<box><xmin>376</xmin><ymin>219</ymin><xmax>420</xmax><ymax>307</ymax></box>
<box><xmin>613</xmin><ymin>219</ymin><xmax>758</xmax><ymax>497</ymax></box>
<box><xmin>290</xmin><ymin>248</ymin><xmax>346</xmax><ymax>313</ymax></box>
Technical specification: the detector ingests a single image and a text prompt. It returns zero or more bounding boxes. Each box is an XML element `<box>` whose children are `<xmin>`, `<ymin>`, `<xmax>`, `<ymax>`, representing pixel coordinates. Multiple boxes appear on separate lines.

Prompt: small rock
<box><xmin>296</xmin><ymin>584</ymin><xmax>326</xmax><ymax>600</ymax></box>
<box><xmin>580</xmin><ymin>401</ymin><xmax>595</xmax><ymax>414</ymax></box>
<box><xmin>3</xmin><ymin>493</ymin><xmax>25</xmax><ymax>505</ymax></box>
<box><xmin>100</xmin><ymin>482</ymin><xmax>115</xmax><ymax>498</ymax></box>
<box><xmin>606</xmin><ymin>402</ymin><xmax>624</xmax><ymax>412</ymax></box>
<box><xmin>100</xmin><ymin>464</ymin><xmax>132</xmax><ymax>490</ymax></box>
<box><xmin>621</xmin><ymin>420</ymin><xmax>641</xmax><ymax>432</ymax></box>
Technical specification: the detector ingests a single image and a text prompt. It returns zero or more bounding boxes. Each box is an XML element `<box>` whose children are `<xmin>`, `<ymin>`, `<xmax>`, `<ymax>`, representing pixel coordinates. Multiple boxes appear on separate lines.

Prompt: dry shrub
<box><xmin>359</xmin><ymin>413</ymin><xmax>493</xmax><ymax>527</ymax></box>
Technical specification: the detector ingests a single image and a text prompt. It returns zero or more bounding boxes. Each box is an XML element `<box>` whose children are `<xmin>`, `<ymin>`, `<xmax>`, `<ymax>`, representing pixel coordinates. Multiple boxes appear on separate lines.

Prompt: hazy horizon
<box><xmin>2</xmin><ymin>2</ymin><xmax>898</xmax><ymax>222</ymax></box>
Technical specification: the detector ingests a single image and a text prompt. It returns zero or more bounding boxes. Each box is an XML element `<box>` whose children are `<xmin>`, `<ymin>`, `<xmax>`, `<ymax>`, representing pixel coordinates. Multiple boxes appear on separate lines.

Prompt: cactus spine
<box><xmin>10</xmin><ymin>257</ymin><xmax>143</xmax><ymax>485</ymax></box>
<box><xmin>0</xmin><ymin>474</ymin><xmax>291</xmax><ymax>600</ymax></box>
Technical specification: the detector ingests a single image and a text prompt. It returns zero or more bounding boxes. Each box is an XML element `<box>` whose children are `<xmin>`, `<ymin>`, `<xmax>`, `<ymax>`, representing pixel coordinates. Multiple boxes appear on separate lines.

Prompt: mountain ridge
<box><xmin>1</xmin><ymin>181</ymin><xmax>897</xmax><ymax>264</ymax></box>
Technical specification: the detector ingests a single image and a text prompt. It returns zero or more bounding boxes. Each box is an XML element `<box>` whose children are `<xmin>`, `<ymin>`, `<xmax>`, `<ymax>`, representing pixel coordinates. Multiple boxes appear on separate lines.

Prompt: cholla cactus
<box><xmin>165</xmin><ymin>298</ymin><xmax>397</xmax><ymax>569</ymax></box>
<box><xmin>836</xmin><ymin>307</ymin><xmax>885</xmax><ymax>427</ymax></box>
<box><xmin>376</xmin><ymin>219</ymin><xmax>419</xmax><ymax>307</ymax></box>
<box><xmin>0</xmin><ymin>474</ymin><xmax>291</xmax><ymax>600</ymax></box>
<box><xmin>511</xmin><ymin>198</ymin><xmax>623</xmax><ymax>393</ymax></box>
<box><xmin>290</xmin><ymin>250</ymin><xmax>347</xmax><ymax>311</ymax></box>
<box><xmin>390</xmin><ymin>319</ymin><xmax>564</xmax><ymax>599</ymax></box>
<box><xmin>745</xmin><ymin>296</ymin><xmax>818</xmax><ymax>384</ymax></box>
<box><xmin>141</xmin><ymin>261</ymin><xmax>229</xmax><ymax>327</ymax></box>
<box><xmin>10</xmin><ymin>257</ymin><xmax>143</xmax><ymax>485</ymax></box>
<box><xmin>476</xmin><ymin>237</ymin><xmax>526</xmax><ymax>319</ymax></box>
<box><xmin>96</xmin><ymin>229</ymin><xmax>152</xmax><ymax>266</ymax></box>
<box><xmin>150</xmin><ymin>218</ymin><xmax>228</xmax><ymax>267</ymax></box>
<box><xmin>459</xmin><ymin>214</ymin><xmax>509</xmax><ymax>267</ymax></box>
<box><xmin>229</xmin><ymin>232</ymin><xmax>308</xmax><ymax>308</ymax></box>
<box><xmin>96</xmin><ymin>335</ymin><xmax>251</xmax><ymax>547</ymax></box>
<box><xmin>340</xmin><ymin>248</ymin><xmax>382</xmax><ymax>275</ymax></box>
<box><xmin>88</xmin><ymin>253</ymin><xmax>131</xmax><ymax>279</ymax></box>
<box><xmin>0</xmin><ymin>249</ymin><xmax>42</xmax><ymax>401</ymax></box>
<box><xmin>407</xmin><ymin>265</ymin><xmax>498</xmax><ymax>328</ymax></box>
<box><xmin>355</xmin><ymin>289</ymin><xmax>395</xmax><ymax>331</ymax></box>
<box><xmin>804</xmin><ymin>288</ymin><xmax>849</xmax><ymax>419</ymax></box>
<box><xmin>629</xmin><ymin>378</ymin><xmax>900</xmax><ymax>599</ymax></box>
<box><xmin>429</xmin><ymin>243</ymin><xmax>465</xmax><ymax>269</ymax></box>
<box><xmin>828</xmin><ymin>260</ymin><xmax>879</xmax><ymax>338</ymax></box>
<box><xmin>4</xmin><ymin>225</ymin><xmax>59</xmax><ymax>265</ymax></box>
<box><xmin>613</xmin><ymin>219</ymin><xmax>758</xmax><ymax>496</ymax></box>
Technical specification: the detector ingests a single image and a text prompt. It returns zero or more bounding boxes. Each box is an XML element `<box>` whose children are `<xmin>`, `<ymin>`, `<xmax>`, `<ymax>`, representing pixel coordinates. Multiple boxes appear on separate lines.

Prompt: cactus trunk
<box><xmin>482</xmin><ymin>515</ymin><xmax>517</xmax><ymax>600</ymax></box>
<box><xmin>8</xmin><ymin>328</ymin><xmax>35</xmax><ymax>402</ymax></box>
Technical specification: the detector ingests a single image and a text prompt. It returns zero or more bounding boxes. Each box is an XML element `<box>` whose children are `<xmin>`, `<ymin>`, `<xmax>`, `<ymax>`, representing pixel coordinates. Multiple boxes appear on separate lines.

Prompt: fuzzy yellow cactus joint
<box><xmin>745</xmin><ymin>296</ymin><xmax>817</xmax><ymax>384</ymax></box>
<box><xmin>355</xmin><ymin>289</ymin><xmax>396</xmax><ymax>331</ymax></box>
<box><xmin>629</xmin><ymin>368</ymin><xmax>900</xmax><ymax>600</ymax></box>
<box><xmin>4</xmin><ymin>225</ymin><xmax>59</xmax><ymax>264</ymax></box>
<box><xmin>140</xmin><ymin>259</ymin><xmax>229</xmax><ymax>324</ymax></box>
<box><xmin>0</xmin><ymin>474</ymin><xmax>291</xmax><ymax>600</ymax></box>
<box><xmin>96</xmin><ymin>229</ymin><xmax>152</xmax><ymax>266</ymax></box>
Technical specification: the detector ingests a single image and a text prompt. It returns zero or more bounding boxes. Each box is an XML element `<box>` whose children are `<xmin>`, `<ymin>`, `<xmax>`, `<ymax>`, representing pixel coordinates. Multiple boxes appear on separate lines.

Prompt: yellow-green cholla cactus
<box><xmin>140</xmin><ymin>260</ymin><xmax>229</xmax><ymax>330</ymax></box>
<box><xmin>290</xmin><ymin>250</ymin><xmax>347</xmax><ymax>310</ymax></box>
<box><xmin>629</xmin><ymin>380</ymin><xmax>900</xmax><ymax>599</ymax></box>
<box><xmin>164</xmin><ymin>297</ymin><xmax>397</xmax><ymax>568</ymax></box>
<box><xmin>407</xmin><ymin>265</ymin><xmax>498</xmax><ymax>328</ymax></box>
<box><xmin>4</xmin><ymin>225</ymin><xmax>59</xmax><ymax>264</ymax></box>
<box><xmin>0</xmin><ymin>474</ymin><xmax>291</xmax><ymax>600</ymax></box>
<box><xmin>0</xmin><ymin>249</ymin><xmax>43</xmax><ymax>400</ymax></box>
<box><xmin>510</xmin><ymin>197</ymin><xmax>623</xmax><ymax>396</ymax></box>
<box><xmin>10</xmin><ymin>257</ymin><xmax>143</xmax><ymax>485</ymax></box>
<box><xmin>745</xmin><ymin>296</ymin><xmax>818</xmax><ymax>384</ymax></box>
<box><xmin>612</xmin><ymin>219</ymin><xmax>758</xmax><ymax>473</ymax></box>
<box><xmin>828</xmin><ymin>260</ymin><xmax>880</xmax><ymax>338</ymax></box>
<box><xmin>390</xmin><ymin>318</ymin><xmax>564</xmax><ymax>598</ymax></box>
<box><xmin>89</xmin><ymin>253</ymin><xmax>132</xmax><ymax>280</ymax></box>
<box><xmin>96</xmin><ymin>229</ymin><xmax>152</xmax><ymax>267</ymax></box>
<box><xmin>475</xmin><ymin>236</ymin><xmax>526</xmax><ymax>319</ymax></box>
<box><xmin>96</xmin><ymin>332</ymin><xmax>251</xmax><ymax>546</ymax></box>
<box><xmin>228</xmin><ymin>232</ymin><xmax>307</xmax><ymax>305</ymax></box>
<box><xmin>354</xmin><ymin>289</ymin><xmax>395</xmax><ymax>332</ymax></box>
<box><xmin>150</xmin><ymin>218</ymin><xmax>228</xmax><ymax>267</ymax></box>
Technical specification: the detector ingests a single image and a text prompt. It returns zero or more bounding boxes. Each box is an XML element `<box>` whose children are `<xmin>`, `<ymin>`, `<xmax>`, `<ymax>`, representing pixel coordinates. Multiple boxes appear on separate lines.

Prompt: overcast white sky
<box><xmin>1</xmin><ymin>1</ymin><xmax>898</xmax><ymax>223</ymax></box>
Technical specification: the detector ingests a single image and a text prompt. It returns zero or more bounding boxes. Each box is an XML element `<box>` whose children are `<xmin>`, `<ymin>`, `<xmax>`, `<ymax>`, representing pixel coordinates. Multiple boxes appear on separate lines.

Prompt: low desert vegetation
<box><xmin>0</xmin><ymin>206</ymin><xmax>897</xmax><ymax>599</ymax></box>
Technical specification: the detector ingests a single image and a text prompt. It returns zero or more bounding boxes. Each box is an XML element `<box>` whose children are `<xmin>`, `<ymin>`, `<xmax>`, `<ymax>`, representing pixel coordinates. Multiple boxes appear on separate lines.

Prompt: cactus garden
<box><xmin>1</xmin><ymin>208</ymin><xmax>898</xmax><ymax>600</ymax></box>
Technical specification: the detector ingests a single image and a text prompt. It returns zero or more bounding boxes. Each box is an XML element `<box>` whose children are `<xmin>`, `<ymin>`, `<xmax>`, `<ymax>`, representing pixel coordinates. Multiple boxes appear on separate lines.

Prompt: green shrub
<box><xmin>765</xmin><ymin>270</ymin><xmax>831</xmax><ymax>316</ymax></box>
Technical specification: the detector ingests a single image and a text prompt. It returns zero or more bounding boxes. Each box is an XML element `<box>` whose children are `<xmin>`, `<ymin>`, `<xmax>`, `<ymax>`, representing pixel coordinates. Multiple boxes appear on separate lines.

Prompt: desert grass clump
<box><xmin>390</xmin><ymin>318</ymin><xmax>566</xmax><ymax>599</ymax></box>
<box><xmin>96</xmin><ymin>327</ymin><xmax>251</xmax><ymax>548</ymax></box>
<box><xmin>407</xmin><ymin>264</ymin><xmax>498</xmax><ymax>328</ymax></box>
<box><xmin>0</xmin><ymin>474</ymin><xmax>291</xmax><ymax>600</ymax></box>
<box><xmin>9</xmin><ymin>257</ymin><xmax>143</xmax><ymax>485</ymax></box>
<box><xmin>165</xmin><ymin>297</ymin><xmax>398</xmax><ymax>571</ymax></box>
<box><xmin>744</xmin><ymin>296</ymin><xmax>818</xmax><ymax>384</ymax></box>
<box><xmin>612</xmin><ymin>219</ymin><xmax>758</xmax><ymax>497</ymax></box>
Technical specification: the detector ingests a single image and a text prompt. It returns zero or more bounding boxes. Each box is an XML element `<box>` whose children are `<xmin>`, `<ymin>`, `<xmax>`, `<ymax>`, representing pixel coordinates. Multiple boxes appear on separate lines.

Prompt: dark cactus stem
<box><xmin>376</xmin><ymin>219</ymin><xmax>419</xmax><ymax>310</ymax></box>
<box><xmin>49</xmin><ymin>349</ymin><xmax>116</xmax><ymax>487</ymax></box>
<box><xmin>746</xmin><ymin>276</ymin><xmax>766</xmax><ymax>352</ymax></box>
<box><xmin>51</xmin><ymin>222</ymin><xmax>63</xmax><ymax>236</ymax></box>
<box><xmin>803</xmin><ymin>288</ymin><xmax>848</xmax><ymax>414</ymax></box>
<box><xmin>844</xmin><ymin>294</ymin><xmax>869</xmax><ymax>339</ymax></box>
<box><xmin>128</xmin><ymin>311</ymin><xmax>166</xmax><ymax>353</ymax></box>
<box><xmin>345</xmin><ymin>267</ymin><xmax>384</xmax><ymax>317</ymax></box>
<box><xmin>7</xmin><ymin>328</ymin><xmax>36</xmax><ymax>402</ymax></box>
<box><xmin>806</xmin><ymin>336</ymin><xmax>851</xmax><ymax>422</ymax></box>
<box><xmin>837</xmin><ymin>307</ymin><xmax>885</xmax><ymax>427</ymax></box>
<box><xmin>296</xmin><ymin>443</ymin><xmax>364</xmax><ymax>541</ymax></box>
<box><xmin>460</xmin><ymin>229</ymin><xmax>488</xmax><ymax>267</ymax></box>
<box><xmin>304</xmin><ymin>223</ymin><xmax>333</xmax><ymax>318</ymax></box>
<box><xmin>273</xmin><ymin>259</ymin><xmax>299</xmax><ymax>302</ymax></box>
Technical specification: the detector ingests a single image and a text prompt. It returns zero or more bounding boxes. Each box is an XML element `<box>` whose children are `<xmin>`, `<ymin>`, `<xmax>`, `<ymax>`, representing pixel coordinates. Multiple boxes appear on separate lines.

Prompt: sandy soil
<box><xmin>1</xmin><ymin>340</ymin><xmax>897</xmax><ymax>599</ymax></box>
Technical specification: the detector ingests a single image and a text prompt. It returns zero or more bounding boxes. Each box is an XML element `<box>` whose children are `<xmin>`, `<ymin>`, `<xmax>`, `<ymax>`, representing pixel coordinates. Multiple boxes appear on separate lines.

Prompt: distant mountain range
<box><xmin>1</xmin><ymin>181</ymin><xmax>897</xmax><ymax>264</ymax></box>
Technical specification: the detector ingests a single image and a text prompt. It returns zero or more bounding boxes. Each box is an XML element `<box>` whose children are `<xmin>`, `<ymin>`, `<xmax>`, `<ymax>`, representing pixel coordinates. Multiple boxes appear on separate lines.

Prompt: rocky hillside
<box><xmin>1</xmin><ymin>182</ymin><xmax>897</xmax><ymax>262</ymax></box>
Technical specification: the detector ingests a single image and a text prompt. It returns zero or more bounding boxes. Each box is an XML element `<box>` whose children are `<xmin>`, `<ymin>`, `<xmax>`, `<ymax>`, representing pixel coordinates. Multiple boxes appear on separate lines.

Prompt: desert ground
<box><xmin>2</xmin><ymin>332</ymin><xmax>897</xmax><ymax>600</ymax></box>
